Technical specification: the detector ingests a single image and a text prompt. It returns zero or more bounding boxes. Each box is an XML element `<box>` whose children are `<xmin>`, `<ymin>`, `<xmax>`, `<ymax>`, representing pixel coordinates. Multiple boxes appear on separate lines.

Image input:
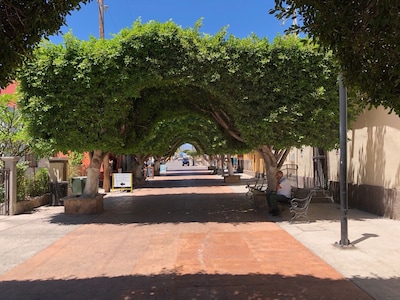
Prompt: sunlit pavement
<box><xmin>0</xmin><ymin>162</ymin><xmax>391</xmax><ymax>299</ymax></box>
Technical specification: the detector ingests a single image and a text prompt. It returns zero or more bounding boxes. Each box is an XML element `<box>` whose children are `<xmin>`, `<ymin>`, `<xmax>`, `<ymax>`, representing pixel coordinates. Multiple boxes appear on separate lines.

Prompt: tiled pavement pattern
<box><xmin>0</xmin><ymin>162</ymin><xmax>395</xmax><ymax>299</ymax></box>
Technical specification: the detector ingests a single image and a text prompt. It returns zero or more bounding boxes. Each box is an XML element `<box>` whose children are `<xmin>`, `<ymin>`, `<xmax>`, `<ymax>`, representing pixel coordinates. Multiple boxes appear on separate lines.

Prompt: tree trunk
<box><xmin>103</xmin><ymin>153</ymin><xmax>110</xmax><ymax>192</ymax></box>
<box><xmin>258</xmin><ymin>146</ymin><xmax>278</xmax><ymax>192</ymax></box>
<box><xmin>226</xmin><ymin>154</ymin><xmax>234</xmax><ymax>176</ymax></box>
<box><xmin>133</xmin><ymin>155</ymin><xmax>147</xmax><ymax>186</ymax></box>
<box><xmin>258</xmin><ymin>145</ymin><xmax>291</xmax><ymax>192</ymax></box>
<box><xmin>153</xmin><ymin>158</ymin><xmax>160</xmax><ymax>176</ymax></box>
<box><xmin>83</xmin><ymin>150</ymin><xmax>105</xmax><ymax>197</ymax></box>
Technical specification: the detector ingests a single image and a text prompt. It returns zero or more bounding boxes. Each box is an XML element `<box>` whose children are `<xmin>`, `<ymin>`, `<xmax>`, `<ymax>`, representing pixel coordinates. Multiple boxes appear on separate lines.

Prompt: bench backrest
<box><xmin>292</xmin><ymin>188</ymin><xmax>313</xmax><ymax>199</ymax></box>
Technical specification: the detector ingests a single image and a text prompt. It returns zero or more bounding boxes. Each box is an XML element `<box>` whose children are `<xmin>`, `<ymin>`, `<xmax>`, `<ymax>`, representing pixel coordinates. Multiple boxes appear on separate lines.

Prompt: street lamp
<box><xmin>338</xmin><ymin>74</ymin><xmax>351</xmax><ymax>247</ymax></box>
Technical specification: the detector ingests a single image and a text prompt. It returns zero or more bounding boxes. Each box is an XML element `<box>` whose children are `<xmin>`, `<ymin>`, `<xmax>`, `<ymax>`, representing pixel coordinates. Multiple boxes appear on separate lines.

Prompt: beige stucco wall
<box><xmin>283</xmin><ymin>106</ymin><xmax>400</xmax><ymax>190</ymax></box>
<box><xmin>328</xmin><ymin>106</ymin><xmax>400</xmax><ymax>189</ymax></box>
<box><xmin>288</xmin><ymin>147</ymin><xmax>314</xmax><ymax>186</ymax></box>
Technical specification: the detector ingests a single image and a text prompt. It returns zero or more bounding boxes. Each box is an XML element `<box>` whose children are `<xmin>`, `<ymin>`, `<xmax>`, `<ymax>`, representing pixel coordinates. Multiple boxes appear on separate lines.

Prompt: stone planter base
<box><xmin>15</xmin><ymin>194</ymin><xmax>51</xmax><ymax>214</ymax></box>
<box><xmin>63</xmin><ymin>194</ymin><xmax>104</xmax><ymax>214</ymax></box>
<box><xmin>223</xmin><ymin>175</ymin><xmax>241</xmax><ymax>183</ymax></box>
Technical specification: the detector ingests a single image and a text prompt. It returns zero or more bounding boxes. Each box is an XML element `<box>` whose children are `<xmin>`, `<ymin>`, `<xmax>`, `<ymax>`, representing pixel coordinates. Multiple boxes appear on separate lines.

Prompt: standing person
<box><xmin>142</xmin><ymin>162</ymin><xmax>148</xmax><ymax>180</ymax></box>
<box><xmin>266</xmin><ymin>170</ymin><xmax>292</xmax><ymax>216</ymax></box>
<box><xmin>146</xmin><ymin>159</ymin><xmax>154</xmax><ymax>179</ymax></box>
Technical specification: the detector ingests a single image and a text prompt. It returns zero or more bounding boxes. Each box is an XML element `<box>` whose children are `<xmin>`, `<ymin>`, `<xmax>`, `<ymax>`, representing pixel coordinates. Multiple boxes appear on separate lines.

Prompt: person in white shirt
<box><xmin>266</xmin><ymin>170</ymin><xmax>292</xmax><ymax>216</ymax></box>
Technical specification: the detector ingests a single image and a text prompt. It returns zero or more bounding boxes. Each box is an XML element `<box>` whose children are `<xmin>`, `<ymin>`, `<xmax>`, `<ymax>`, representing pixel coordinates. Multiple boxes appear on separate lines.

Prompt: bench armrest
<box><xmin>289</xmin><ymin>190</ymin><xmax>316</xmax><ymax>223</ymax></box>
<box><xmin>291</xmin><ymin>196</ymin><xmax>309</xmax><ymax>204</ymax></box>
<box><xmin>290</xmin><ymin>190</ymin><xmax>316</xmax><ymax>207</ymax></box>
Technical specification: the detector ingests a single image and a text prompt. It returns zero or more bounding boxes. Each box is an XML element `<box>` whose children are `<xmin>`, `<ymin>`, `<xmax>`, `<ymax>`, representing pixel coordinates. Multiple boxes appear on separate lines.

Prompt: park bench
<box><xmin>247</xmin><ymin>177</ymin><xmax>316</xmax><ymax>220</ymax></box>
<box><xmin>208</xmin><ymin>166</ymin><xmax>217</xmax><ymax>174</ymax></box>
<box><xmin>246</xmin><ymin>174</ymin><xmax>269</xmax><ymax>208</ymax></box>
<box><xmin>245</xmin><ymin>172</ymin><xmax>262</xmax><ymax>196</ymax></box>
<box><xmin>248</xmin><ymin>174</ymin><xmax>267</xmax><ymax>195</ymax></box>
<box><xmin>288</xmin><ymin>189</ymin><xmax>316</xmax><ymax>224</ymax></box>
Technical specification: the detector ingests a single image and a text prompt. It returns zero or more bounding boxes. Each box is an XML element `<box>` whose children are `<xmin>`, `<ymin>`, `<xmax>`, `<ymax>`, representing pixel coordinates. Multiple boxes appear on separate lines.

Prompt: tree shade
<box><xmin>0</xmin><ymin>0</ymin><xmax>90</xmax><ymax>88</ymax></box>
<box><xmin>18</xmin><ymin>20</ymin><xmax>356</xmax><ymax>195</ymax></box>
<box><xmin>271</xmin><ymin>0</ymin><xmax>400</xmax><ymax>114</ymax></box>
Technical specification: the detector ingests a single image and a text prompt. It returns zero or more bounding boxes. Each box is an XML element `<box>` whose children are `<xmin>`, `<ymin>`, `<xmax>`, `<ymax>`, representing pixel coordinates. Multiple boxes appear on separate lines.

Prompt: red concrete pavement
<box><xmin>0</xmin><ymin>165</ymin><xmax>372</xmax><ymax>299</ymax></box>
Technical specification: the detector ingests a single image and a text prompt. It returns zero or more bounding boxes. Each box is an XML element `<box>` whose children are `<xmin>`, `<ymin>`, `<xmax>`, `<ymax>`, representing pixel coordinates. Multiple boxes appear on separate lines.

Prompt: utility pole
<box><xmin>97</xmin><ymin>0</ymin><xmax>111</xmax><ymax>192</ymax></box>
<box><xmin>98</xmin><ymin>0</ymin><xmax>105</xmax><ymax>38</ymax></box>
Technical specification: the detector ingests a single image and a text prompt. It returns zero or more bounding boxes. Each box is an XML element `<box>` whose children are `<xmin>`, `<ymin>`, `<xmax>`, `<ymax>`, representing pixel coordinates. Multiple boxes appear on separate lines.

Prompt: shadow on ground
<box><xmin>277</xmin><ymin>202</ymin><xmax>381</xmax><ymax>224</ymax></box>
<box><xmin>0</xmin><ymin>272</ymin><xmax>373</xmax><ymax>300</ymax></box>
<box><xmin>49</xmin><ymin>192</ymin><xmax>269</xmax><ymax>225</ymax></box>
<box><xmin>46</xmin><ymin>167</ymin><xmax>380</xmax><ymax>226</ymax></box>
<box><xmin>47</xmin><ymin>193</ymin><xmax>380</xmax><ymax>228</ymax></box>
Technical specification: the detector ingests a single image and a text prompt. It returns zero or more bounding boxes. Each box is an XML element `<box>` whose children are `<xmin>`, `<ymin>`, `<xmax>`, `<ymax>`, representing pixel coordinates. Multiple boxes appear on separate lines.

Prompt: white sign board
<box><xmin>160</xmin><ymin>164</ymin><xmax>167</xmax><ymax>175</ymax></box>
<box><xmin>112</xmin><ymin>173</ymin><xmax>133</xmax><ymax>192</ymax></box>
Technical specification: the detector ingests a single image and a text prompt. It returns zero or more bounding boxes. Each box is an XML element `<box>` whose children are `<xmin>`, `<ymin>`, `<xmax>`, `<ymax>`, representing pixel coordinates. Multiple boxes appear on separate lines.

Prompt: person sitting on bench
<box><xmin>266</xmin><ymin>170</ymin><xmax>292</xmax><ymax>216</ymax></box>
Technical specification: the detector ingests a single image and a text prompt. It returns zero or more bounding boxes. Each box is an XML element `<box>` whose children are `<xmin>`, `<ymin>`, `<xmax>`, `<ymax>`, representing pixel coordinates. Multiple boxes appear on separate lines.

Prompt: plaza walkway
<box><xmin>0</xmin><ymin>162</ymin><xmax>398</xmax><ymax>299</ymax></box>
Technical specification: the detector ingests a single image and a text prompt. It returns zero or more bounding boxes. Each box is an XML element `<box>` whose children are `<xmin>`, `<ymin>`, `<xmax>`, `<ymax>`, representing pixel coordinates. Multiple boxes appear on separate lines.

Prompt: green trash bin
<box><xmin>71</xmin><ymin>176</ymin><xmax>87</xmax><ymax>195</ymax></box>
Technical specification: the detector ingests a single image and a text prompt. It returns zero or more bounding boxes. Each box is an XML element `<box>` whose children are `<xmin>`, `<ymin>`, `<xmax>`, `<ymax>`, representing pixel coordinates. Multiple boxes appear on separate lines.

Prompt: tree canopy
<box><xmin>271</xmin><ymin>0</ymin><xmax>400</xmax><ymax>114</ymax></box>
<box><xmin>0</xmin><ymin>0</ymin><xmax>89</xmax><ymax>88</ymax></box>
<box><xmin>17</xmin><ymin>20</ymin><xmax>353</xmax><ymax>194</ymax></box>
<box><xmin>144</xmin><ymin>113</ymin><xmax>251</xmax><ymax>159</ymax></box>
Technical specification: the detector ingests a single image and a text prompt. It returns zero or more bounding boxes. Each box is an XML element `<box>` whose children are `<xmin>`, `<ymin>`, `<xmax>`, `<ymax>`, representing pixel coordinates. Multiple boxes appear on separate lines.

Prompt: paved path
<box><xmin>0</xmin><ymin>163</ymin><xmax>397</xmax><ymax>299</ymax></box>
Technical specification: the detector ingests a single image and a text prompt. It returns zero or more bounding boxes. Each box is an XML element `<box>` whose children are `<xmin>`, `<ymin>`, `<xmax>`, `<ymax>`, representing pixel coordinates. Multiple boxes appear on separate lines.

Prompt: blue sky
<box><xmin>49</xmin><ymin>0</ymin><xmax>293</xmax><ymax>44</ymax></box>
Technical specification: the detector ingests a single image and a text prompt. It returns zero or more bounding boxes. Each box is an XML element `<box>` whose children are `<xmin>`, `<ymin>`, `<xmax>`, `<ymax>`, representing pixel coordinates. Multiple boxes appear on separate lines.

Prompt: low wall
<box><xmin>15</xmin><ymin>194</ymin><xmax>51</xmax><ymax>215</ymax></box>
<box><xmin>223</xmin><ymin>175</ymin><xmax>241</xmax><ymax>183</ymax></box>
<box><xmin>330</xmin><ymin>181</ymin><xmax>400</xmax><ymax>219</ymax></box>
<box><xmin>63</xmin><ymin>194</ymin><xmax>104</xmax><ymax>214</ymax></box>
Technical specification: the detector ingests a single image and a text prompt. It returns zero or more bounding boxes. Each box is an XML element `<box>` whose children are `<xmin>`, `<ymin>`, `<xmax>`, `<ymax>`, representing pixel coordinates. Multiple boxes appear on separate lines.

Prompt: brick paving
<box><xmin>0</xmin><ymin>165</ymin><xmax>372</xmax><ymax>299</ymax></box>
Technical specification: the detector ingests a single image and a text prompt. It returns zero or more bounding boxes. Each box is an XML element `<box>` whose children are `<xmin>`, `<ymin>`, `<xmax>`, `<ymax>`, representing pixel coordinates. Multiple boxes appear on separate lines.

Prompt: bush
<box><xmin>68</xmin><ymin>152</ymin><xmax>85</xmax><ymax>181</ymax></box>
<box><xmin>29</xmin><ymin>168</ymin><xmax>50</xmax><ymax>197</ymax></box>
<box><xmin>17</xmin><ymin>163</ymin><xmax>50</xmax><ymax>201</ymax></box>
<box><xmin>17</xmin><ymin>162</ymin><xmax>28</xmax><ymax>201</ymax></box>
<box><xmin>0</xmin><ymin>186</ymin><xmax>5</xmax><ymax>203</ymax></box>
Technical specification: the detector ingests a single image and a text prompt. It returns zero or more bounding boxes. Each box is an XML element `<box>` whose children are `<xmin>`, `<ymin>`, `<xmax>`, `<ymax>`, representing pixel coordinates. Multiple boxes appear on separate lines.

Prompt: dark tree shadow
<box><xmin>0</xmin><ymin>272</ymin><xmax>375</xmax><ymax>300</ymax></box>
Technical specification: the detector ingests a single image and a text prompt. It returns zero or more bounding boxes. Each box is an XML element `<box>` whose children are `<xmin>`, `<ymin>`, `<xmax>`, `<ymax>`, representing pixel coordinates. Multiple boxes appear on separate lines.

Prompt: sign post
<box><xmin>112</xmin><ymin>173</ymin><xmax>133</xmax><ymax>193</ymax></box>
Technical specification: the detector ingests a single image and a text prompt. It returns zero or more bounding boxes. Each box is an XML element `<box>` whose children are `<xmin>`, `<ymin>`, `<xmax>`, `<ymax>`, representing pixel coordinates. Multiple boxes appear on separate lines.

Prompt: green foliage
<box><xmin>0</xmin><ymin>93</ymin><xmax>51</xmax><ymax>160</ymax></box>
<box><xmin>29</xmin><ymin>168</ymin><xmax>50</xmax><ymax>197</ymax></box>
<box><xmin>16</xmin><ymin>162</ymin><xmax>28</xmax><ymax>201</ymax></box>
<box><xmin>0</xmin><ymin>94</ymin><xmax>30</xmax><ymax>156</ymax></box>
<box><xmin>0</xmin><ymin>0</ymin><xmax>90</xmax><ymax>87</ymax></box>
<box><xmin>69</xmin><ymin>152</ymin><xmax>84</xmax><ymax>166</ymax></box>
<box><xmin>18</xmin><ymin>33</ymin><xmax>132</xmax><ymax>154</ymax></box>
<box><xmin>232</xmin><ymin>35</ymin><xmax>342</xmax><ymax>150</ymax></box>
<box><xmin>67</xmin><ymin>151</ymin><xmax>84</xmax><ymax>180</ymax></box>
<box><xmin>0</xmin><ymin>170</ymin><xmax>5</xmax><ymax>203</ymax></box>
<box><xmin>17</xmin><ymin>163</ymin><xmax>49</xmax><ymax>201</ymax></box>
<box><xmin>17</xmin><ymin>20</ymin><xmax>355</xmax><ymax>166</ymax></box>
<box><xmin>186</xmin><ymin>150</ymin><xmax>198</xmax><ymax>158</ymax></box>
<box><xmin>271</xmin><ymin>0</ymin><xmax>400</xmax><ymax>114</ymax></box>
<box><xmin>0</xmin><ymin>186</ymin><xmax>4</xmax><ymax>203</ymax></box>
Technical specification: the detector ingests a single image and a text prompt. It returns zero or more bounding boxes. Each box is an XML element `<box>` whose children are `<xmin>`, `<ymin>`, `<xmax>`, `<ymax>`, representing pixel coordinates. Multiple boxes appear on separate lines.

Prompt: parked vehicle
<box><xmin>182</xmin><ymin>157</ymin><xmax>190</xmax><ymax>166</ymax></box>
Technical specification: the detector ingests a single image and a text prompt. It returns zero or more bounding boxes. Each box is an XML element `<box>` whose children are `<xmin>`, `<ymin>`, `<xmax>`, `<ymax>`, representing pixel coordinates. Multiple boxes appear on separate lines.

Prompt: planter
<box><xmin>62</xmin><ymin>193</ymin><xmax>105</xmax><ymax>214</ymax></box>
<box><xmin>223</xmin><ymin>175</ymin><xmax>241</xmax><ymax>183</ymax></box>
<box><xmin>15</xmin><ymin>194</ymin><xmax>51</xmax><ymax>214</ymax></box>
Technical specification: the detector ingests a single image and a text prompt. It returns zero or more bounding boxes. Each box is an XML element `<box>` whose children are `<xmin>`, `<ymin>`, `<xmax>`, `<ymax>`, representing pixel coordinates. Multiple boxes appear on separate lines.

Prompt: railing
<box><xmin>0</xmin><ymin>169</ymin><xmax>10</xmax><ymax>215</ymax></box>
